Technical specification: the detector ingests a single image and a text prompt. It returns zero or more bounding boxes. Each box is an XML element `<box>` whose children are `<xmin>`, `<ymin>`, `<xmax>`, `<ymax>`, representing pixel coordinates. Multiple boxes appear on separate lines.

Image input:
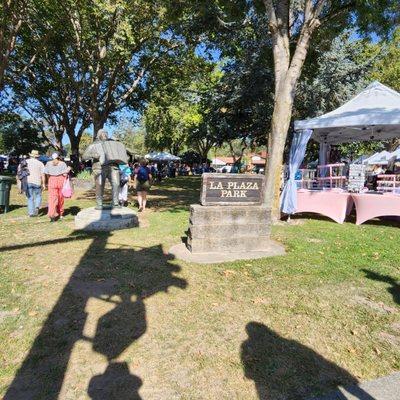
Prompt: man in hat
<box><xmin>18</xmin><ymin>149</ymin><xmax>46</xmax><ymax>217</ymax></box>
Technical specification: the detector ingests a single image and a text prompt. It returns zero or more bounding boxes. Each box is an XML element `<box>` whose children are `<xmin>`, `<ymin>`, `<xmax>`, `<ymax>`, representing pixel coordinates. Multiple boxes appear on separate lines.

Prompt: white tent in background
<box><xmin>145</xmin><ymin>151</ymin><xmax>180</xmax><ymax>162</ymax></box>
<box><xmin>364</xmin><ymin>150</ymin><xmax>392</xmax><ymax>165</ymax></box>
<box><xmin>295</xmin><ymin>81</ymin><xmax>400</xmax><ymax>144</ymax></box>
<box><xmin>390</xmin><ymin>147</ymin><xmax>400</xmax><ymax>159</ymax></box>
<box><xmin>210</xmin><ymin>158</ymin><xmax>227</xmax><ymax>167</ymax></box>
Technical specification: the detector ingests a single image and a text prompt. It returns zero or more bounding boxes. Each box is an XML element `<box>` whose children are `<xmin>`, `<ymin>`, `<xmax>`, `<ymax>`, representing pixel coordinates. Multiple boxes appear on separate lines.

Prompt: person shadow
<box><xmin>362</xmin><ymin>269</ymin><xmax>400</xmax><ymax>306</ymax></box>
<box><xmin>4</xmin><ymin>232</ymin><xmax>187</xmax><ymax>400</ymax></box>
<box><xmin>241</xmin><ymin>322</ymin><xmax>376</xmax><ymax>400</ymax></box>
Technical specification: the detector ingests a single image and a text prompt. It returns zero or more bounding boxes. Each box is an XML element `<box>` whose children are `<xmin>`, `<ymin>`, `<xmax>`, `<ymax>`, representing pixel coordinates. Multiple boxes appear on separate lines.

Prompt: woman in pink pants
<box><xmin>44</xmin><ymin>153</ymin><xmax>70</xmax><ymax>222</ymax></box>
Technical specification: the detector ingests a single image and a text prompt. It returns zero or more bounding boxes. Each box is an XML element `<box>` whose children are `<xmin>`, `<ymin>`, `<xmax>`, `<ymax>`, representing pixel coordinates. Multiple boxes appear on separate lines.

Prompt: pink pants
<box><xmin>47</xmin><ymin>175</ymin><xmax>65</xmax><ymax>217</ymax></box>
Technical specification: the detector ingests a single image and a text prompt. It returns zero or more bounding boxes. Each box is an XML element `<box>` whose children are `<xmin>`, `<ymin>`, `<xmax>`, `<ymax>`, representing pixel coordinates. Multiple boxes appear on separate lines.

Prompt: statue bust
<box><xmin>83</xmin><ymin>129</ymin><xmax>128</xmax><ymax>209</ymax></box>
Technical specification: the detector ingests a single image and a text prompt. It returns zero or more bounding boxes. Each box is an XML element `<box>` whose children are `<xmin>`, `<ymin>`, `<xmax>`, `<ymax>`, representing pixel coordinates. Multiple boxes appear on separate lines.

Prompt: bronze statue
<box><xmin>83</xmin><ymin>129</ymin><xmax>128</xmax><ymax>209</ymax></box>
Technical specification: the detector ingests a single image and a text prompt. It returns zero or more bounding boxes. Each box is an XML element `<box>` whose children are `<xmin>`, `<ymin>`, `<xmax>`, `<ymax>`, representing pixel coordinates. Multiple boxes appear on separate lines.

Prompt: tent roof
<box><xmin>294</xmin><ymin>82</ymin><xmax>400</xmax><ymax>144</ymax></box>
<box><xmin>145</xmin><ymin>151</ymin><xmax>180</xmax><ymax>161</ymax></box>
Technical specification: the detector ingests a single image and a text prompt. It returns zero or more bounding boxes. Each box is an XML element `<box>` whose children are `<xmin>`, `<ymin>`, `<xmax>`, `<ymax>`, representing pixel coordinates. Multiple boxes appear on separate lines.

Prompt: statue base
<box><xmin>75</xmin><ymin>207</ymin><xmax>139</xmax><ymax>231</ymax></box>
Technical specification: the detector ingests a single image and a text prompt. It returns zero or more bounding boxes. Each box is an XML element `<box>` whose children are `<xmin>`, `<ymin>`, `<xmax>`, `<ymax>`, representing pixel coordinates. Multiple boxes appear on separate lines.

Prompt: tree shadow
<box><xmin>75</xmin><ymin>176</ymin><xmax>202</xmax><ymax>213</ymax></box>
<box><xmin>241</xmin><ymin>322</ymin><xmax>376</xmax><ymax>400</ymax></box>
<box><xmin>0</xmin><ymin>204</ymin><xmax>25</xmax><ymax>213</ymax></box>
<box><xmin>362</xmin><ymin>269</ymin><xmax>400</xmax><ymax>306</ymax></box>
<box><xmin>4</xmin><ymin>232</ymin><xmax>187</xmax><ymax>400</ymax></box>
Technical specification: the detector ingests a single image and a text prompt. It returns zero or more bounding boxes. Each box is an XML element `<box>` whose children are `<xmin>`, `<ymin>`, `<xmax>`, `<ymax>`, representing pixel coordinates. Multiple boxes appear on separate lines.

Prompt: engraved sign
<box><xmin>200</xmin><ymin>173</ymin><xmax>265</xmax><ymax>205</ymax></box>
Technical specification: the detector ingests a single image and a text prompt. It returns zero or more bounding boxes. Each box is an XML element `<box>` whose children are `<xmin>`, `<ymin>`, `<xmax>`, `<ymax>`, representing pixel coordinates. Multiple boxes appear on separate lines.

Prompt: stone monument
<box><xmin>75</xmin><ymin>129</ymin><xmax>138</xmax><ymax>231</ymax></box>
<box><xmin>169</xmin><ymin>173</ymin><xmax>285</xmax><ymax>263</ymax></box>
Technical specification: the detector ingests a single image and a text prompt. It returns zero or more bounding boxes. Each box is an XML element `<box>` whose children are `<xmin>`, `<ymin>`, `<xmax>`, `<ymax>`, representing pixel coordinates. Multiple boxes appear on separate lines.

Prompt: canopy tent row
<box><xmin>281</xmin><ymin>81</ymin><xmax>400</xmax><ymax>214</ymax></box>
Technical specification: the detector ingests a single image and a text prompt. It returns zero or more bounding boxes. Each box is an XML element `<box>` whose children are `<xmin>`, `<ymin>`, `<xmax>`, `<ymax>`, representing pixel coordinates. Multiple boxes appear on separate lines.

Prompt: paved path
<box><xmin>312</xmin><ymin>372</ymin><xmax>400</xmax><ymax>400</ymax></box>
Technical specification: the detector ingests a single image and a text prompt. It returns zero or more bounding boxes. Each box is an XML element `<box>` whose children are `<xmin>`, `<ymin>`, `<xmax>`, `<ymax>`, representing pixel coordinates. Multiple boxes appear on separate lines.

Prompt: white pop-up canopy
<box><xmin>145</xmin><ymin>151</ymin><xmax>180</xmax><ymax>161</ymax></box>
<box><xmin>294</xmin><ymin>81</ymin><xmax>400</xmax><ymax>144</ymax></box>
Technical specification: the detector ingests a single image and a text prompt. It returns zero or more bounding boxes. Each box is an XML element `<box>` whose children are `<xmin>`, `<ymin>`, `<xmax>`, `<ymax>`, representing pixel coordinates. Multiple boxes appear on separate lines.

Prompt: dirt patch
<box><xmin>0</xmin><ymin>310</ymin><xmax>19</xmax><ymax>321</ymax></box>
<box><xmin>379</xmin><ymin>332</ymin><xmax>400</xmax><ymax>347</ymax></box>
<box><xmin>353</xmin><ymin>295</ymin><xmax>397</xmax><ymax>314</ymax></box>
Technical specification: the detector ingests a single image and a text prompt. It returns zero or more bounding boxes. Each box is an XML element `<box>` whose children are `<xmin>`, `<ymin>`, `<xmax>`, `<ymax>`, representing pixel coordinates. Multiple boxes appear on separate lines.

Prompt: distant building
<box><xmin>249</xmin><ymin>150</ymin><xmax>267</xmax><ymax>171</ymax></box>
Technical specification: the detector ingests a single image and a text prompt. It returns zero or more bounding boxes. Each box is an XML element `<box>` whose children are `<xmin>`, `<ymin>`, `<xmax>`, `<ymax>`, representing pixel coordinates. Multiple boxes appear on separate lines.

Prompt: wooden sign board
<box><xmin>200</xmin><ymin>173</ymin><xmax>265</xmax><ymax>206</ymax></box>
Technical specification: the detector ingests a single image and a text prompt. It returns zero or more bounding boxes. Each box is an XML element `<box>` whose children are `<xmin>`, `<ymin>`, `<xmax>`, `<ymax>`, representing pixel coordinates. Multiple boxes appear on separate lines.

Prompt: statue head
<box><xmin>97</xmin><ymin>129</ymin><xmax>109</xmax><ymax>141</ymax></box>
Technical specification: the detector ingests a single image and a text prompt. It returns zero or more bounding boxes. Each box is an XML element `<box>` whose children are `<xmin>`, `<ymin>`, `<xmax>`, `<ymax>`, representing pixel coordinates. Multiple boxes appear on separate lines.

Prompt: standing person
<box><xmin>118</xmin><ymin>163</ymin><xmax>132</xmax><ymax>207</ymax></box>
<box><xmin>17</xmin><ymin>150</ymin><xmax>46</xmax><ymax>217</ymax></box>
<box><xmin>135</xmin><ymin>158</ymin><xmax>152</xmax><ymax>212</ymax></box>
<box><xmin>44</xmin><ymin>153</ymin><xmax>70</xmax><ymax>222</ymax></box>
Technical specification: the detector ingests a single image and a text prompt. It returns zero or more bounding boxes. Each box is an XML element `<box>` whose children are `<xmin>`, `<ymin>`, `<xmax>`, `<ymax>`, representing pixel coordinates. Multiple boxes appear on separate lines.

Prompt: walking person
<box><xmin>135</xmin><ymin>158</ymin><xmax>152</xmax><ymax>212</ymax></box>
<box><xmin>17</xmin><ymin>150</ymin><xmax>45</xmax><ymax>217</ymax></box>
<box><xmin>44</xmin><ymin>153</ymin><xmax>70</xmax><ymax>222</ymax></box>
<box><xmin>118</xmin><ymin>163</ymin><xmax>132</xmax><ymax>207</ymax></box>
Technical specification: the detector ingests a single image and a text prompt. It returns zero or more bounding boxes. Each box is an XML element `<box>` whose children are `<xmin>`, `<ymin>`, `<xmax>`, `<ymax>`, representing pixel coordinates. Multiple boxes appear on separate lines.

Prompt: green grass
<box><xmin>0</xmin><ymin>176</ymin><xmax>399</xmax><ymax>400</ymax></box>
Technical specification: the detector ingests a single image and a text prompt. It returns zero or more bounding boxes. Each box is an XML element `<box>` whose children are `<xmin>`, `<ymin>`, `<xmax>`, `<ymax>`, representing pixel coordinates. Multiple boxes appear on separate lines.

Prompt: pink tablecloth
<box><xmin>296</xmin><ymin>190</ymin><xmax>354</xmax><ymax>224</ymax></box>
<box><xmin>352</xmin><ymin>193</ymin><xmax>400</xmax><ymax>225</ymax></box>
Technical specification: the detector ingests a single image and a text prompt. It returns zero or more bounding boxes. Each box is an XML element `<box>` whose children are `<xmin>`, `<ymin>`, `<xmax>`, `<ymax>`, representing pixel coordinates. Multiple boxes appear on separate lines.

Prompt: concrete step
<box><xmin>187</xmin><ymin>236</ymin><xmax>275</xmax><ymax>253</ymax></box>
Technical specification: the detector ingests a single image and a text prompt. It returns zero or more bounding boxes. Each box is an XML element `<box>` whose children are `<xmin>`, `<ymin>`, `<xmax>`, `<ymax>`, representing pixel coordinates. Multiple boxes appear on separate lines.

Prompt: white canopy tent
<box><xmin>282</xmin><ymin>82</ymin><xmax>400</xmax><ymax>214</ymax></box>
<box><xmin>294</xmin><ymin>81</ymin><xmax>400</xmax><ymax>145</ymax></box>
<box><xmin>362</xmin><ymin>148</ymin><xmax>400</xmax><ymax>165</ymax></box>
<box><xmin>210</xmin><ymin>157</ymin><xmax>227</xmax><ymax>167</ymax></box>
<box><xmin>145</xmin><ymin>151</ymin><xmax>180</xmax><ymax>162</ymax></box>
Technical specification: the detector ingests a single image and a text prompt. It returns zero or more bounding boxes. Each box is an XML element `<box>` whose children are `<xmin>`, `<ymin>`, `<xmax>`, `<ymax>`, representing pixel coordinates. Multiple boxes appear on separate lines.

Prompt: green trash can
<box><xmin>0</xmin><ymin>176</ymin><xmax>13</xmax><ymax>213</ymax></box>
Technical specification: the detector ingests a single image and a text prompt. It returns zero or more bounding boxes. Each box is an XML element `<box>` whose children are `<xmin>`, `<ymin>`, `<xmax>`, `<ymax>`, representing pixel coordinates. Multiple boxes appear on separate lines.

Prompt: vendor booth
<box><xmin>281</xmin><ymin>81</ymin><xmax>400</xmax><ymax>224</ymax></box>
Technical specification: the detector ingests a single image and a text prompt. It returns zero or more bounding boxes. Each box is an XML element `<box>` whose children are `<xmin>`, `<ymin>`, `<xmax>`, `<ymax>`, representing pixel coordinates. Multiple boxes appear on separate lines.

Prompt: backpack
<box><xmin>137</xmin><ymin>166</ymin><xmax>149</xmax><ymax>183</ymax></box>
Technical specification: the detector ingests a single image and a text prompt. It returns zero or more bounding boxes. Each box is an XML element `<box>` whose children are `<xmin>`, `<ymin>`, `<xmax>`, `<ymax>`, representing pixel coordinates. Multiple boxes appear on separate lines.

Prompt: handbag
<box><xmin>62</xmin><ymin>177</ymin><xmax>73</xmax><ymax>198</ymax></box>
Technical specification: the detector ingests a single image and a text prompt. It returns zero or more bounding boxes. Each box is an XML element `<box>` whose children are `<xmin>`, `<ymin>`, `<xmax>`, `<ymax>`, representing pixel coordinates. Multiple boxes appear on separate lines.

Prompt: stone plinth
<box><xmin>169</xmin><ymin>204</ymin><xmax>285</xmax><ymax>263</ymax></box>
<box><xmin>187</xmin><ymin>204</ymin><xmax>272</xmax><ymax>253</ymax></box>
<box><xmin>75</xmin><ymin>207</ymin><xmax>138</xmax><ymax>231</ymax></box>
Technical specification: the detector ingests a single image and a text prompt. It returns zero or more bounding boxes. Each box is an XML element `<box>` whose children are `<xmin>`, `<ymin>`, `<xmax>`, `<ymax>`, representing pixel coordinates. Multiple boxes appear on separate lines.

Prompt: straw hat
<box><xmin>29</xmin><ymin>149</ymin><xmax>40</xmax><ymax>158</ymax></box>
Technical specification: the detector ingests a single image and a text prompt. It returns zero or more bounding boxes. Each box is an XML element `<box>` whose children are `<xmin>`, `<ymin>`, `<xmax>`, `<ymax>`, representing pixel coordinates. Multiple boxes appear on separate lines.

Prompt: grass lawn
<box><xmin>0</xmin><ymin>176</ymin><xmax>399</xmax><ymax>400</ymax></box>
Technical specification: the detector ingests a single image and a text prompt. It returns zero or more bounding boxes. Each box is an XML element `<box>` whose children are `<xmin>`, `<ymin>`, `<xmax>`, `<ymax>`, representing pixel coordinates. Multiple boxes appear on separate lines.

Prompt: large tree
<box><xmin>189</xmin><ymin>0</ymin><xmax>398</xmax><ymax>215</ymax></box>
<box><xmin>260</xmin><ymin>0</ymin><xmax>398</xmax><ymax>214</ymax></box>
<box><xmin>0</xmin><ymin>0</ymin><xmax>25</xmax><ymax>90</ymax></box>
<box><xmin>8</xmin><ymin>0</ymin><xmax>196</xmax><ymax>167</ymax></box>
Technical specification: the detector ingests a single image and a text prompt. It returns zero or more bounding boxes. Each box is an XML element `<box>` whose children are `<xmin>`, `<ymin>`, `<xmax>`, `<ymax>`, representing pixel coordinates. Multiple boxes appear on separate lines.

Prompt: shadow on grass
<box><xmin>5</xmin><ymin>231</ymin><xmax>187</xmax><ymax>400</ymax></box>
<box><xmin>149</xmin><ymin>177</ymin><xmax>201</xmax><ymax>212</ymax></box>
<box><xmin>0</xmin><ymin>204</ymin><xmax>25</xmax><ymax>213</ymax></box>
<box><xmin>75</xmin><ymin>177</ymin><xmax>201</xmax><ymax>213</ymax></box>
<box><xmin>241</xmin><ymin>322</ymin><xmax>376</xmax><ymax>400</ymax></box>
<box><xmin>64</xmin><ymin>205</ymin><xmax>82</xmax><ymax>216</ymax></box>
<box><xmin>0</xmin><ymin>232</ymin><xmax>92</xmax><ymax>252</ymax></box>
<box><xmin>362</xmin><ymin>269</ymin><xmax>400</xmax><ymax>306</ymax></box>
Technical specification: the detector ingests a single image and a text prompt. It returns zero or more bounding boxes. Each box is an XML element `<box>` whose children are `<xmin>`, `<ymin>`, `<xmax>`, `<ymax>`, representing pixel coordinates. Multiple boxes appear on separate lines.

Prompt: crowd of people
<box><xmin>11</xmin><ymin>148</ymin><xmax>157</xmax><ymax>220</ymax></box>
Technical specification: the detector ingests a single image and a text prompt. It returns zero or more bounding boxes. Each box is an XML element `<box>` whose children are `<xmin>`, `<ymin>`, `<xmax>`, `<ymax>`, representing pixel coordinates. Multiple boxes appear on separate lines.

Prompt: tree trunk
<box><xmin>69</xmin><ymin>135</ymin><xmax>80</xmax><ymax>173</ymax></box>
<box><xmin>264</xmin><ymin>82</ymin><xmax>295</xmax><ymax>219</ymax></box>
<box><xmin>92</xmin><ymin>111</ymin><xmax>105</xmax><ymax>140</ymax></box>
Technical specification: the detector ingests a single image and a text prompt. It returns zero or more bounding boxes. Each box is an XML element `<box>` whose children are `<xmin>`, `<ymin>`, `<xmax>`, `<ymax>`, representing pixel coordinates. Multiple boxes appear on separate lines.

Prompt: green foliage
<box><xmin>179</xmin><ymin>150</ymin><xmax>203</xmax><ymax>165</ymax></box>
<box><xmin>0</xmin><ymin>118</ymin><xmax>47</xmax><ymax>156</ymax></box>
<box><xmin>144</xmin><ymin>57</ymin><xmax>218</xmax><ymax>158</ymax></box>
<box><xmin>296</xmin><ymin>32</ymin><xmax>374</xmax><ymax>120</ymax></box>
<box><xmin>78</xmin><ymin>132</ymin><xmax>94</xmax><ymax>157</ymax></box>
<box><xmin>75</xmin><ymin>170</ymin><xmax>92</xmax><ymax>181</ymax></box>
<box><xmin>370</xmin><ymin>28</ymin><xmax>400</xmax><ymax>91</ymax></box>
<box><xmin>113</xmin><ymin>121</ymin><xmax>147</xmax><ymax>156</ymax></box>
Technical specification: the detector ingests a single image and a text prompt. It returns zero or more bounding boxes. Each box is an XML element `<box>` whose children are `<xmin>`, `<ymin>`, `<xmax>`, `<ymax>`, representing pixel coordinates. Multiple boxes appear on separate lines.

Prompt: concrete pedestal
<box><xmin>75</xmin><ymin>207</ymin><xmax>138</xmax><ymax>231</ymax></box>
<box><xmin>169</xmin><ymin>204</ymin><xmax>285</xmax><ymax>263</ymax></box>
